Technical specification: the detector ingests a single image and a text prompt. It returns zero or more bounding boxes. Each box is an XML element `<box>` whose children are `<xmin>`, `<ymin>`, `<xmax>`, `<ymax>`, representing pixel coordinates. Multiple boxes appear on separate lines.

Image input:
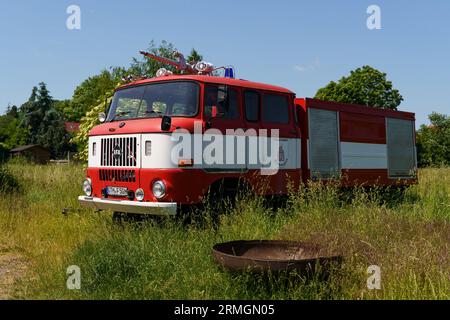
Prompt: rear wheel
<box><xmin>176</xmin><ymin>204</ymin><xmax>203</xmax><ymax>226</ymax></box>
<box><xmin>205</xmin><ymin>178</ymin><xmax>251</xmax><ymax>222</ymax></box>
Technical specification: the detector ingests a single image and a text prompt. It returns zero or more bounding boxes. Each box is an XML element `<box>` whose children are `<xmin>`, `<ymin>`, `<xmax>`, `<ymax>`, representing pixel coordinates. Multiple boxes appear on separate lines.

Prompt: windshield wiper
<box><xmin>144</xmin><ymin>110</ymin><xmax>164</xmax><ymax>118</ymax></box>
<box><xmin>110</xmin><ymin>111</ymin><xmax>131</xmax><ymax>122</ymax></box>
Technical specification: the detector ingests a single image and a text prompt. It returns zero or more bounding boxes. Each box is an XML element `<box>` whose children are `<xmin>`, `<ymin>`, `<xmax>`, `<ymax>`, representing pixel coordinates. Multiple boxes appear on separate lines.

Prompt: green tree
<box><xmin>315</xmin><ymin>66</ymin><xmax>403</xmax><ymax>110</ymax></box>
<box><xmin>416</xmin><ymin>113</ymin><xmax>450</xmax><ymax>167</ymax></box>
<box><xmin>37</xmin><ymin>109</ymin><xmax>72</xmax><ymax>158</ymax></box>
<box><xmin>19</xmin><ymin>86</ymin><xmax>38</xmax><ymax>116</ymax></box>
<box><xmin>68</xmin><ymin>69</ymin><xmax>122</xmax><ymax>122</ymax></box>
<box><xmin>0</xmin><ymin>143</ymin><xmax>9</xmax><ymax>163</ymax></box>
<box><xmin>72</xmin><ymin>90</ymin><xmax>114</xmax><ymax>163</ymax></box>
<box><xmin>127</xmin><ymin>40</ymin><xmax>181</xmax><ymax>78</ymax></box>
<box><xmin>0</xmin><ymin>114</ymin><xmax>27</xmax><ymax>150</ymax></box>
<box><xmin>186</xmin><ymin>48</ymin><xmax>203</xmax><ymax>65</ymax></box>
<box><xmin>20</xmin><ymin>83</ymin><xmax>72</xmax><ymax>158</ymax></box>
<box><xmin>0</xmin><ymin>101</ymin><xmax>30</xmax><ymax>151</ymax></box>
<box><xmin>6</xmin><ymin>105</ymin><xmax>19</xmax><ymax>118</ymax></box>
<box><xmin>53</xmin><ymin>99</ymin><xmax>72</xmax><ymax>120</ymax></box>
<box><xmin>127</xmin><ymin>41</ymin><xmax>204</xmax><ymax>78</ymax></box>
<box><xmin>20</xmin><ymin>86</ymin><xmax>41</xmax><ymax>142</ymax></box>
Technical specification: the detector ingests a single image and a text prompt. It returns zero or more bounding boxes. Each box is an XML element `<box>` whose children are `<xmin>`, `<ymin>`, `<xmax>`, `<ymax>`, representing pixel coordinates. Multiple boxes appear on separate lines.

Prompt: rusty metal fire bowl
<box><xmin>212</xmin><ymin>240</ymin><xmax>342</xmax><ymax>273</ymax></box>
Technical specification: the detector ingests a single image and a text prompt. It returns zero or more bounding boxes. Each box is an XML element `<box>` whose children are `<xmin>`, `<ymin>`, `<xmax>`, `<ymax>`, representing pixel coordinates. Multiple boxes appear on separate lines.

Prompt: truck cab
<box><xmin>78</xmin><ymin>74</ymin><xmax>301</xmax><ymax>216</ymax></box>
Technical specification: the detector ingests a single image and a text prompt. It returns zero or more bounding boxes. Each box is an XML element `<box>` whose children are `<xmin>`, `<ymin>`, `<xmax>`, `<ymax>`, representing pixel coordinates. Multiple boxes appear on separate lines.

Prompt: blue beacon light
<box><xmin>224</xmin><ymin>67</ymin><xmax>235</xmax><ymax>78</ymax></box>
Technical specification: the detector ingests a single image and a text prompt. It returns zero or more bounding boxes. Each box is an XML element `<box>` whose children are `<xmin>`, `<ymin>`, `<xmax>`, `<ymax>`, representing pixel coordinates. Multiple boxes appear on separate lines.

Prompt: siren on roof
<box><xmin>195</xmin><ymin>61</ymin><xmax>214</xmax><ymax>74</ymax></box>
<box><xmin>140</xmin><ymin>50</ymin><xmax>234</xmax><ymax>78</ymax></box>
<box><xmin>224</xmin><ymin>67</ymin><xmax>235</xmax><ymax>79</ymax></box>
<box><xmin>156</xmin><ymin>68</ymin><xmax>173</xmax><ymax>77</ymax></box>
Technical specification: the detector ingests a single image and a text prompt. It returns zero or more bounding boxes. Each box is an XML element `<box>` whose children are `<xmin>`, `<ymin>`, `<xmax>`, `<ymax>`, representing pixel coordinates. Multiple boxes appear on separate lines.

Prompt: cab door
<box><xmin>260</xmin><ymin>92</ymin><xmax>300</xmax><ymax>170</ymax></box>
<box><xmin>242</xmin><ymin>90</ymin><xmax>263</xmax><ymax>172</ymax></box>
<box><xmin>259</xmin><ymin>92</ymin><xmax>300</xmax><ymax>190</ymax></box>
<box><xmin>203</xmin><ymin>84</ymin><xmax>246</xmax><ymax>171</ymax></box>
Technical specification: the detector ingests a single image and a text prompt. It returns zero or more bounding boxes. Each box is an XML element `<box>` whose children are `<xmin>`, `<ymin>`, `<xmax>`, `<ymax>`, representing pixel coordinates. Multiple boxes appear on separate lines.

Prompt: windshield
<box><xmin>106</xmin><ymin>81</ymin><xmax>199</xmax><ymax>121</ymax></box>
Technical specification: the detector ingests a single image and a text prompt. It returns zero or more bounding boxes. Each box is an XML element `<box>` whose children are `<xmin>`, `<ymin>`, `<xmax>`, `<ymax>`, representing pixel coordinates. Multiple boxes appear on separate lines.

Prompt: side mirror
<box><xmin>98</xmin><ymin>112</ymin><xmax>106</xmax><ymax>123</ymax></box>
<box><xmin>161</xmin><ymin>115</ymin><xmax>172</xmax><ymax>131</ymax></box>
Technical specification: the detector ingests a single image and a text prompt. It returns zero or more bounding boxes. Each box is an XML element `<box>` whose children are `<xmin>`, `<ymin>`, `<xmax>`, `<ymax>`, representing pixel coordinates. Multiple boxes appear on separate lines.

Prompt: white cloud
<box><xmin>293</xmin><ymin>58</ymin><xmax>320</xmax><ymax>72</ymax></box>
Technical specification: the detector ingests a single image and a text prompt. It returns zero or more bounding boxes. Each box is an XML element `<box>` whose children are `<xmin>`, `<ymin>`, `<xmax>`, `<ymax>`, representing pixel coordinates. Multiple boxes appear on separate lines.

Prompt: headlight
<box><xmin>135</xmin><ymin>188</ymin><xmax>145</xmax><ymax>201</ymax></box>
<box><xmin>98</xmin><ymin>112</ymin><xmax>106</xmax><ymax>123</ymax></box>
<box><xmin>152</xmin><ymin>180</ymin><xmax>166</xmax><ymax>199</ymax></box>
<box><xmin>83</xmin><ymin>178</ymin><xmax>92</xmax><ymax>196</ymax></box>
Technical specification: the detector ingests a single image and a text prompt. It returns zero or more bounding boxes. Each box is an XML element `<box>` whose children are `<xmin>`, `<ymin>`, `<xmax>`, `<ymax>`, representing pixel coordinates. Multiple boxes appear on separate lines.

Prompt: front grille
<box><xmin>99</xmin><ymin>169</ymin><xmax>136</xmax><ymax>182</ymax></box>
<box><xmin>101</xmin><ymin>137</ymin><xmax>137</xmax><ymax>167</ymax></box>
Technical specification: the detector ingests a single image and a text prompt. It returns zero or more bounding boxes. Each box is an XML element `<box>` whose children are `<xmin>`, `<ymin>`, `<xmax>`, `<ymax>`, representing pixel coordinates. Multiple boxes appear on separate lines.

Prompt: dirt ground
<box><xmin>0</xmin><ymin>244</ymin><xmax>29</xmax><ymax>300</ymax></box>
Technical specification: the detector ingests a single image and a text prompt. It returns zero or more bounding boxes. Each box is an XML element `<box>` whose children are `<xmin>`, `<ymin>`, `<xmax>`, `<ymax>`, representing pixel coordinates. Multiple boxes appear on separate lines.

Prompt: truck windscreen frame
<box><xmin>106</xmin><ymin>81</ymin><xmax>200</xmax><ymax>122</ymax></box>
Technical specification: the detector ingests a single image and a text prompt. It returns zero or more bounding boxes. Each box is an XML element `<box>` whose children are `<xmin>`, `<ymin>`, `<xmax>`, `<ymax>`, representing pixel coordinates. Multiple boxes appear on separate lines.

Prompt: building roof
<box><xmin>117</xmin><ymin>75</ymin><xmax>295</xmax><ymax>94</ymax></box>
<box><xmin>10</xmin><ymin>144</ymin><xmax>49</xmax><ymax>153</ymax></box>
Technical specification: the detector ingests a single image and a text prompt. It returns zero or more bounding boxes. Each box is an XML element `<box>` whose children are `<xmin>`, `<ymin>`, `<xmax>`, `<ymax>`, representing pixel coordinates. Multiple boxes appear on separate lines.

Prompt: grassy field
<box><xmin>0</xmin><ymin>162</ymin><xmax>448</xmax><ymax>300</ymax></box>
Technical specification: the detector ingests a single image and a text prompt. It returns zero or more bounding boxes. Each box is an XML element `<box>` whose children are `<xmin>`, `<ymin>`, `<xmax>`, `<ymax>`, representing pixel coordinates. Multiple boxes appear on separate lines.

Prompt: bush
<box><xmin>72</xmin><ymin>92</ymin><xmax>113</xmax><ymax>163</ymax></box>
<box><xmin>0</xmin><ymin>144</ymin><xmax>9</xmax><ymax>164</ymax></box>
<box><xmin>0</xmin><ymin>166</ymin><xmax>20</xmax><ymax>193</ymax></box>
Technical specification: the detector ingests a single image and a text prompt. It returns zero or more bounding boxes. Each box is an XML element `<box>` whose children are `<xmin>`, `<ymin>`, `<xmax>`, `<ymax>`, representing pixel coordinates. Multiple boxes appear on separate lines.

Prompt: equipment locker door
<box><xmin>308</xmin><ymin>108</ymin><xmax>340</xmax><ymax>179</ymax></box>
<box><xmin>386</xmin><ymin>118</ymin><xmax>416</xmax><ymax>178</ymax></box>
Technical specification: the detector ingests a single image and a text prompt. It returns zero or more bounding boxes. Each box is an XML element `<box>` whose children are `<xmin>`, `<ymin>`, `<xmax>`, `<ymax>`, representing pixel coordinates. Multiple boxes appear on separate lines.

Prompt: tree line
<box><xmin>0</xmin><ymin>41</ymin><xmax>448</xmax><ymax>167</ymax></box>
<box><xmin>0</xmin><ymin>83</ymin><xmax>73</xmax><ymax>160</ymax></box>
<box><xmin>0</xmin><ymin>41</ymin><xmax>203</xmax><ymax>162</ymax></box>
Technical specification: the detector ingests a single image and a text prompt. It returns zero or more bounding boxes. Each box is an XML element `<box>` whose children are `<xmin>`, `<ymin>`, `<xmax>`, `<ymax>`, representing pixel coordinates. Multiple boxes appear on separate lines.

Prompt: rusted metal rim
<box><xmin>212</xmin><ymin>240</ymin><xmax>342</xmax><ymax>272</ymax></box>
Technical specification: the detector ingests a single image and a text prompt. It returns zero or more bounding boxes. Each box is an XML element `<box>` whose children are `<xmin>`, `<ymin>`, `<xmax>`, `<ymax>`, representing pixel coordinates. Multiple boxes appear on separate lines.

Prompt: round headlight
<box><xmin>152</xmin><ymin>180</ymin><xmax>166</xmax><ymax>199</ymax></box>
<box><xmin>135</xmin><ymin>188</ymin><xmax>145</xmax><ymax>201</ymax></box>
<box><xmin>83</xmin><ymin>178</ymin><xmax>92</xmax><ymax>196</ymax></box>
<box><xmin>98</xmin><ymin>112</ymin><xmax>106</xmax><ymax>123</ymax></box>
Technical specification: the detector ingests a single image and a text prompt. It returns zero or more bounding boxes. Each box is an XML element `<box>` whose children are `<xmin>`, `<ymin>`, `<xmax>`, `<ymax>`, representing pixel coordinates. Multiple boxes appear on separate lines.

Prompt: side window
<box><xmin>245</xmin><ymin>91</ymin><xmax>259</xmax><ymax>122</ymax></box>
<box><xmin>204</xmin><ymin>85</ymin><xmax>239</xmax><ymax>119</ymax></box>
<box><xmin>262</xmin><ymin>94</ymin><xmax>290</xmax><ymax>124</ymax></box>
<box><xmin>226</xmin><ymin>90</ymin><xmax>239</xmax><ymax>119</ymax></box>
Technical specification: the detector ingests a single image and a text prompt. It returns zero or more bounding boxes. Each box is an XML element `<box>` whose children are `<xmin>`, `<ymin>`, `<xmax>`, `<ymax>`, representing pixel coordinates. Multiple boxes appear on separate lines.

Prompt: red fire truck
<box><xmin>78</xmin><ymin>52</ymin><xmax>417</xmax><ymax>216</ymax></box>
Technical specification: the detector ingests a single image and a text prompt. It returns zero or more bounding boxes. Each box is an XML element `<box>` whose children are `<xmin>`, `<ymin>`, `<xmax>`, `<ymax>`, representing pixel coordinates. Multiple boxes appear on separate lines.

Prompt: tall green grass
<box><xmin>0</xmin><ymin>166</ymin><xmax>20</xmax><ymax>194</ymax></box>
<box><xmin>0</xmin><ymin>163</ymin><xmax>448</xmax><ymax>299</ymax></box>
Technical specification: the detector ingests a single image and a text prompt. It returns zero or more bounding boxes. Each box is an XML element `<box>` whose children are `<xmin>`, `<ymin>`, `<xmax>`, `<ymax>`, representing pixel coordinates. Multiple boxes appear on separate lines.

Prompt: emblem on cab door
<box><xmin>279</xmin><ymin>145</ymin><xmax>288</xmax><ymax>167</ymax></box>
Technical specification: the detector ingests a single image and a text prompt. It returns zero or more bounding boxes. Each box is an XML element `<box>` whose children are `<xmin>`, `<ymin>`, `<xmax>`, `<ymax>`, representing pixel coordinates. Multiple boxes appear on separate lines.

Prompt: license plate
<box><xmin>106</xmin><ymin>186</ymin><xmax>128</xmax><ymax>197</ymax></box>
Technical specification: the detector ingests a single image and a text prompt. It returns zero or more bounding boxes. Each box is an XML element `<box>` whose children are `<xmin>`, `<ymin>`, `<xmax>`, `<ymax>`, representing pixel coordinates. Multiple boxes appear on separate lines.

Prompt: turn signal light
<box><xmin>178</xmin><ymin>159</ymin><xmax>194</xmax><ymax>167</ymax></box>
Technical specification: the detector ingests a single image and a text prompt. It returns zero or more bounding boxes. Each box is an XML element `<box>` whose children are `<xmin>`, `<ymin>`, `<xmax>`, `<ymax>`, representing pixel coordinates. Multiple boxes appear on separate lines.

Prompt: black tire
<box><xmin>112</xmin><ymin>211</ymin><xmax>126</xmax><ymax>224</ymax></box>
<box><xmin>206</xmin><ymin>179</ymin><xmax>250</xmax><ymax>225</ymax></box>
<box><xmin>176</xmin><ymin>204</ymin><xmax>202</xmax><ymax>226</ymax></box>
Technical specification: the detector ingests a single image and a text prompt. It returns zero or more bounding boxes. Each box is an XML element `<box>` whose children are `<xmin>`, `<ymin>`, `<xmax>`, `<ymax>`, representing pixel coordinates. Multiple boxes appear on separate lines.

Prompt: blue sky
<box><xmin>0</xmin><ymin>0</ymin><xmax>449</xmax><ymax>126</ymax></box>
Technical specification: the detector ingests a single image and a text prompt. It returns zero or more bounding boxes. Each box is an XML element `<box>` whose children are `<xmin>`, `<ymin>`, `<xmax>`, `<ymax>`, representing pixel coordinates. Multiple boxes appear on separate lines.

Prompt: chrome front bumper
<box><xmin>78</xmin><ymin>196</ymin><xmax>177</xmax><ymax>216</ymax></box>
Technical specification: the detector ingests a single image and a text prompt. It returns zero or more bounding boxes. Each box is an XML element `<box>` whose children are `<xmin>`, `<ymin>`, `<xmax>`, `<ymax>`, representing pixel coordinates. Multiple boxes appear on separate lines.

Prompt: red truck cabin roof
<box><xmin>118</xmin><ymin>75</ymin><xmax>295</xmax><ymax>95</ymax></box>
